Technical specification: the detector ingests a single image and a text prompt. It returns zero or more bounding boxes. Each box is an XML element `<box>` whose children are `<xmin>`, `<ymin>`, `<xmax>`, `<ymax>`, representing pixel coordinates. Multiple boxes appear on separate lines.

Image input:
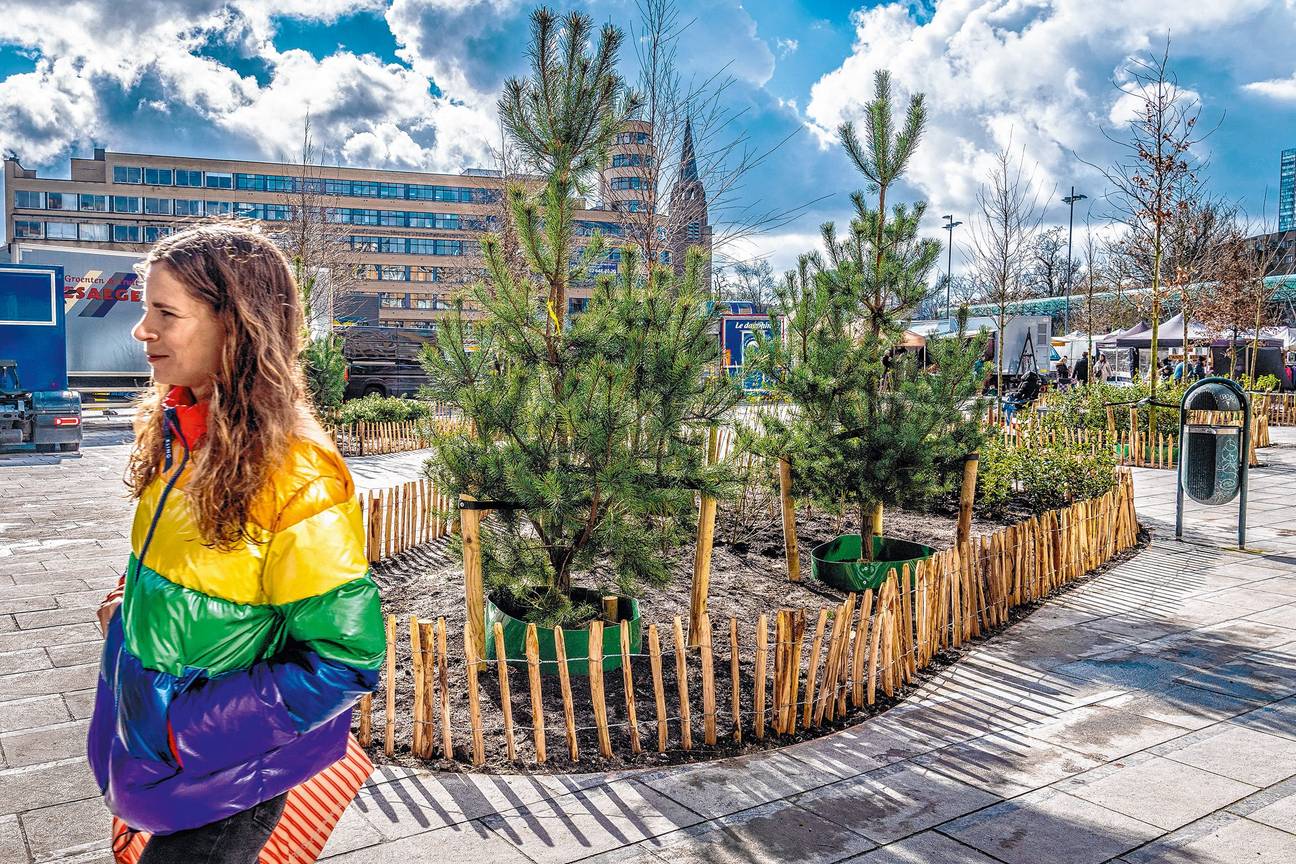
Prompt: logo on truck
<box><xmin>64</xmin><ymin>270</ymin><xmax>143</xmax><ymax>315</ymax></box>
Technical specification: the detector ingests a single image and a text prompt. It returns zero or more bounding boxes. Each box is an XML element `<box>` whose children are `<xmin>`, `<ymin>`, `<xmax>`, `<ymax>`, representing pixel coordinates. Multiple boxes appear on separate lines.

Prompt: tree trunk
<box><xmin>859</xmin><ymin>502</ymin><xmax>877</xmax><ymax>563</ymax></box>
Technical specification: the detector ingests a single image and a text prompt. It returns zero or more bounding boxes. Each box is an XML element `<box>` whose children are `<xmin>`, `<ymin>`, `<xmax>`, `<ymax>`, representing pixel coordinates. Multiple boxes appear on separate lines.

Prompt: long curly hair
<box><xmin>126</xmin><ymin>222</ymin><xmax>308</xmax><ymax>549</ymax></box>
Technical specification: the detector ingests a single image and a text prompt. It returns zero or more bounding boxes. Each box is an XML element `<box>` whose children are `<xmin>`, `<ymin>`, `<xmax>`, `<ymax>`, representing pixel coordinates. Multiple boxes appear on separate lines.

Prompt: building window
<box><xmin>407</xmin><ymin>238</ymin><xmax>435</xmax><ymax>255</ymax></box>
<box><xmin>207</xmin><ymin>200</ymin><xmax>232</xmax><ymax>216</ymax></box>
<box><xmin>410</xmin><ymin>266</ymin><xmax>440</xmax><ymax>282</ymax></box>
<box><xmin>377</xmin><ymin>183</ymin><xmax>403</xmax><ymax>199</ymax></box>
<box><xmin>324</xmin><ymin>179</ymin><xmax>351</xmax><ymax>196</ymax></box>
<box><xmin>611</xmin><ymin>154</ymin><xmax>649</xmax><ymax>168</ymax></box>
<box><xmin>144</xmin><ymin>226</ymin><xmax>173</xmax><ymax>242</ymax></box>
<box><xmin>143</xmin><ymin>197</ymin><xmax>172</xmax><ymax>215</ymax></box>
<box><xmin>174</xmin><ymin>169</ymin><xmax>203</xmax><ymax>187</ymax></box>
<box><xmin>351</xmin><ymin>209</ymin><xmax>379</xmax><ymax>226</ymax></box>
<box><xmin>45</xmin><ymin>221</ymin><xmax>77</xmax><ymax>240</ymax></box>
<box><xmin>13</xmin><ymin>220</ymin><xmax>43</xmax><ymax>239</ymax></box>
<box><xmin>79</xmin><ymin>194</ymin><xmax>108</xmax><ymax>212</ymax></box>
<box><xmin>351</xmin><ymin>181</ymin><xmax>379</xmax><ymax>198</ymax></box>
<box><xmin>356</xmin><ymin>264</ymin><xmax>380</xmax><ymax>280</ymax></box>
<box><xmin>610</xmin><ymin>176</ymin><xmax>645</xmax><ymax>191</ymax></box>
<box><xmin>14</xmin><ymin>190</ymin><xmax>44</xmax><ymax>209</ymax></box>
<box><xmin>111</xmin><ymin>196</ymin><xmax>141</xmax><ymax>214</ymax></box>
<box><xmin>378</xmin><ymin>210</ymin><xmax>405</xmax><ymax>227</ymax></box>
<box><xmin>261</xmin><ymin>203</ymin><xmax>291</xmax><ymax>221</ymax></box>
<box><xmin>112</xmin><ymin>224</ymin><xmax>141</xmax><ymax>242</ymax></box>
<box><xmin>686</xmin><ymin>222</ymin><xmax>701</xmax><ymax>241</ymax></box>
<box><xmin>174</xmin><ymin>199</ymin><xmax>205</xmax><ymax>217</ymax></box>
<box><xmin>205</xmin><ymin>172</ymin><xmax>234</xmax><ymax>190</ymax></box>
<box><xmin>234</xmin><ymin>202</ymin><xmax>260</xmax><ymax>218</ymax></box>
<box><xmin>569</xmin><ymin>297</ymin><xmax>589</xmax><ymax>313</ymax></box>
<box><xmin>379</xmin><ymin>293</ymin><xmax>407</xmax><ymax>308</ymax></box>
<box><xmin>113</xmin><ymin>166</ymin><xmax>142</xmax><ymax>184</ymax></box>
<box><xmin>46</xmin><ymin>192</ymin><xmax>76</xmax><ymax>211</ymax></box>
<box><xmin>235</xmin><ymin>173</ymin><xmax>263</xmax><ymax>191</ymax></box>
<box><xmin>264</xmin><ymin>175</ymin><xmax>293</xmax><ymax>193</ymax></box>
<box><xmin>145</xmin><ymin>168</ymin><xmax>173</xmax><ymax>186</ymax></box>
<box><xmin>325</xmin><ymin>208</ymin><xmax>349</xmax><ymax>224</ymax></box>
<box><xmin>380</xmin><ymin>265</ymin><xmax>407</xmax><ymax>281</ymax></box>
<box><xmin>351</xmin><ymin>236</ymin><xmax>379</xmax><ymax>252</ymax></box>
<box><xmin>615</xmin><ymin>131</ymin><xmax>650</xmax><ymax>145</ymax></box>
<box><xmin>375</xmin><ymin>237</ymin><xmax>404</xmax><ymax>254</ymax></box>
<box><xmin>79</xmin><ymin>223</ymin><xmax>109</xmax><ymax>242</ymax></box>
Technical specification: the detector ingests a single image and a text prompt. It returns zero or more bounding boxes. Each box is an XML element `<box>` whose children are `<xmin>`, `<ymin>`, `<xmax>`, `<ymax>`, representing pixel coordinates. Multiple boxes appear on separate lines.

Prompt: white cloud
<box><xmin>804</xmin><ymin>0</ymin><xmax>1296</xmax><ymax>218</ymax></box>
<box><xmin>776</xmin><ymin>37</ymin><xmax>799</xmax><ymax>58</ymax></box>
<box><xmin>1244</xmin><ymin>73</ymin><xmax>1296</xmax><ymax>101</ymax></box>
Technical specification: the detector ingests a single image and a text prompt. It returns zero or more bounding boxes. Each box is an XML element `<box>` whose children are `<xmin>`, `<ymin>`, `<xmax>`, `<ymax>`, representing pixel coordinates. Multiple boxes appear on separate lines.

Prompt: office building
<box><xmin>5</xmin><ymin>137</ymin><xmax>712</xmax><ymax>328</ymax></box>
<box><xmin>1281</xmin><ymin>147</ymin><xmax>1294</xmax><ymax>233</ymax></box>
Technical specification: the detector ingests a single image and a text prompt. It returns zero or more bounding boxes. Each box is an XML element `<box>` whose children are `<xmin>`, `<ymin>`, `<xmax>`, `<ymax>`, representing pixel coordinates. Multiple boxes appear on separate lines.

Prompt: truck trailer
<box><xmin>0</xmin><ymin>262</ymin><xmax>83</xmax><ymax>453</ymax></box>
<box><xmin>14</xmin><ymin>243</ymin><xmax>151</xmax><ymax>406</ymax></box>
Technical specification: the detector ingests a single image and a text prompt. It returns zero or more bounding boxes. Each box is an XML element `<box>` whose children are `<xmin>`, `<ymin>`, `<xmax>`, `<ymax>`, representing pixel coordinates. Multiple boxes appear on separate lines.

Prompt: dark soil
<box><xmin>358</xmin><ymin>500</ymin><xmax>1138</xmax><ymax>775</ymax></box>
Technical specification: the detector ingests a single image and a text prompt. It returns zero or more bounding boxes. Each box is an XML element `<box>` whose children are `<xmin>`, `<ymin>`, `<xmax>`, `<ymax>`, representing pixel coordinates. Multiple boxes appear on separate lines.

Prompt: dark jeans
<box><xmin>136</xmin><ymin>792</ymin><xmax>287</xmax><ymax>864</ymax></box>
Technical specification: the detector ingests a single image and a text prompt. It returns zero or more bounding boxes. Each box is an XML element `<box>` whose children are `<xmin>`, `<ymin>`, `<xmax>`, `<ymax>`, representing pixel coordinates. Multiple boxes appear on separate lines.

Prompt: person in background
<box><xmin>1074</xmin><ymin>351</ymin><xmax>1090</xmax><ymax>386</ymax></box>
<box><xmin>1003</xmin><ymin>369</ymin><xmax>1042</xmax><ymax>424</ymax></box>
<box><xmin>1160</xmin><ymin>358</ymin><xmax>1175</xmax><ymax>380</ymax></box>
<box><xmin>1094</xmin><ymin>353</ymin><xmax>1112</xmax><ymax>383</ymax></box>
<box><xmin>1056</xmin><ymin>357</ymin><xmax>1072</xmax><ymax>390</ymax></box>
<box><xmin>1172</xmin><ymin>355</ymin><xmax>1186</xmax><ymax>383</ymax></box>
<box><xmin>1192</xmin><ymin>355</ymin><xmax>1207</xmax><ymax>379</ymax></box>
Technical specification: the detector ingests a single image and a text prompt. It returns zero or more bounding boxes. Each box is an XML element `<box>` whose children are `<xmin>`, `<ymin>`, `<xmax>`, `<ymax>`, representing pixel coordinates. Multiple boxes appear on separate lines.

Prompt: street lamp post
<box><xmin>1062</xmin><ymin>187</ymin><xmax>1087</xmax><ymax>334</ymax></box>
<box><xmin>942</xmin><ymin>214</ymin><xmax>962</xmax><ymax>327</ymax></box>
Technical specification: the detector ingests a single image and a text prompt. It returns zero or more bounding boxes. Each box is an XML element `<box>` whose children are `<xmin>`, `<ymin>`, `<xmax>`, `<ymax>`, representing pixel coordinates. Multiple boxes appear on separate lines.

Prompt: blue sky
<box><xmin>1</xmin><ymin>0</ymin><xmax>1294</xmax><ymax>277</ymax></box>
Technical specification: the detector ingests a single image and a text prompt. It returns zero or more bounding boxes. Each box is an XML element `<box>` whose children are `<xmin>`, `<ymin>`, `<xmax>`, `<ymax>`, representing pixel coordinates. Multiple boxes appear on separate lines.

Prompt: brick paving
<box><xmin>1</xmin><ymin>429</ymin><xmax>1294</xmax><ymax>863</ymax></box>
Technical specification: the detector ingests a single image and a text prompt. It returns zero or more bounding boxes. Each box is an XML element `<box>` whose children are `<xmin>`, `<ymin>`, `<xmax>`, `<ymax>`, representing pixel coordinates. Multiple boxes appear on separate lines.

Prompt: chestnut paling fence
<box><xmin>353</xmin><ymin>469</ymin><xmax>1139</xmax><ymax>766</ymax></box>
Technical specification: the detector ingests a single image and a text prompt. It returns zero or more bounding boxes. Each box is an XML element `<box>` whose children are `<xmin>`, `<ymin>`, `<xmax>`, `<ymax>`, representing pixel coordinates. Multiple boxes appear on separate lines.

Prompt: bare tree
<box><xmin>713</xmin><ymin>257</ymin><xmax>777</xmax><ymax>306</ymax></box>
<box><xmin>1024</xmin><ymin>226</ymin><xmax>1082</xmax><ymax>298</ymax></box>
<box><xmin>1198</xmin><ymin>218</ymin><xmax>1282</xmax><ymax>377</ymax></box>
<box><xmin>968</xmin><ymin>141</ymin><xmax>1047</xmax><ymax>399</ymax></box>
<box><xmin>1093</xmin><ymin>40</ymin><xmax>1216</xmax><ymax>435</ymax></box>
<box><xmin>611</xmin><ymin>0</ymin><xmax>817</xmax><ymax>288</ymax></box>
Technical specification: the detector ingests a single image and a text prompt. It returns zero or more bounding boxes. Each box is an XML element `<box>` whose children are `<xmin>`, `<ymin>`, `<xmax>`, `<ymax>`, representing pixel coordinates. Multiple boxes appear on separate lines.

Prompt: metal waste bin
<box><xmin>1176</xmin><ymin>377</ymin><xmax>1249</xmax><ymax>546</ymax></box>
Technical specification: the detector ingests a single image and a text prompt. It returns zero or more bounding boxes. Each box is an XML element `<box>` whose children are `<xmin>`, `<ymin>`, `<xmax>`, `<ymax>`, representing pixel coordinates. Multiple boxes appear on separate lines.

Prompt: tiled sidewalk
<box><xmin>2</xmin><ymin>431</ymin><xmax>1294</xmax><ymax>863</ymax></box>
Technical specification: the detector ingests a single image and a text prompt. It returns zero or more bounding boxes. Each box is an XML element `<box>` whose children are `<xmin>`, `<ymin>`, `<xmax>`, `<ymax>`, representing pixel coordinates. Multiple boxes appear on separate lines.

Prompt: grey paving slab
<box><xmin>0</xmin><ymin>758</ymin><xmax>100</xmax><ymax>815</ymax></box>
<box><xmin>1118</xmin><ymin>812</ymin><xmax>1296</xmax><ymax>863</ymax></box>
<box><xmin>0</xmin><ymin>720</ymin><xmax>89</xmax><ymax>769</ymax></box>
<box><xmin>844</xmin><ymin>831</ymin><xmax>1005</xmax><ymax>863</ymax></box>
<box><xmin>320</xmin><ymin>822</ymin><xmax>533</xmax><ymax>863</ymax></box>
<box><xmin>478</xmin><ymin>780</ymin><xmax>705</xmax><ymax>864</ymax></box>
<box><xmin>0</xmin><ymin>625</ymin><xmax>101</xmax><ymax>654</ymax></box>
<box><xmin>779</xmin><ymin>726</ymin><xmax>933</xmax><ymax>781</ymax></box>
<box><xmin>0</xmin><ymin>695</ymin><xmax>72</xmax><ymax>734</ymax></box>
<box><xmin>19</xmin><ymin>797</ymin><xmax>109</xmax><ymax>863</ymax></box>
<box><xmin>1098</xmin><ymin>682</ymin><xmax>1266</xmax><ymax>731</ymax></box>
<box><xmin>637</xmin><ymin>798</ymin><xmax>876</xmax><ymax>864</ymax></box>
<box><xmin>911</xmin><ymin>729</ymin><xmax>1103</xmax><ymax>797</ymax></box>
<box><xmin>638</xmin><ymin>750</ymin><xmax>842</xmax><ymax>820</ymax></box>
<box><xmin>0</xmin><ymin>664</ymin><xmax>98</xmax><ymax>702</ymax></box>
<box><xmin>1228</xmin><ymin>695</ymin><xmax>1296</xmax><ymax>741</ymax></box>
<box><xmin>1054</xmin><ymin>751</ymin><xmax>1257</xmax><ymax>831</ymax></box>
<box><xmin>1150</xmin><ymin>723</ymin><xmax>1296</xmax><ymax>787</ymax></box>
<box><xmin>939</xmin><ymin>786</ymin><xmax>1162</xmax><ymax>864</ymax></box>
<box><xmin>788</xmin><ymin>760</ymin><xmax>1001</xmax><ymax>845</ymax></box>
<box><xmin>1019</xmin><ymin>705</ymin><xmax>1189</xmax><ymax>762</ymax></box>
<box><xmin>0</xmin><ymin>648</ymin><xmax>53</xmax><ymax>677</ymax></box>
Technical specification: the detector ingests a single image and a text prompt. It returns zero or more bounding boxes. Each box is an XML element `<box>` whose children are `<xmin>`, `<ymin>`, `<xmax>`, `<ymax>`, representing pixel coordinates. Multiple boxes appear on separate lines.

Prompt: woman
<box><xmin>87</xmin><ymin>223</ymin><xmax>385</xmax><ymax>863</ymax></box>
<box><xmin>1094</xmin><ymin>353</ymin><xmax>1111</xmax><ymax>383</ymax></box>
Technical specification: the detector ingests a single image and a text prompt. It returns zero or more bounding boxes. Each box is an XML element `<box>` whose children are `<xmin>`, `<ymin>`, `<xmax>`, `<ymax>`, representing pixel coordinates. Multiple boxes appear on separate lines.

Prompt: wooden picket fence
<box><xmin>331</xmin><ymin>420</ymin><xmax>435</xmax><ymax>456</ymax></box>
<box><xmin>360</xmin><ymin>477</ymin><xmax>457</xmax><ymax>562</ymax></box>
<box><xmin>1252</xmin><ymin>392</ymin><xmax>1296</xmax><ymax>427</ymax></box>
<box><xmin>1001</xmin><ymin>423</ymin><xmax>1180</xmax><ymax>469</ymax></box>
<box><xmin>355</xmin><ymin>469</ymin><xmax>1140</xmax><ymax>766</ymax></box>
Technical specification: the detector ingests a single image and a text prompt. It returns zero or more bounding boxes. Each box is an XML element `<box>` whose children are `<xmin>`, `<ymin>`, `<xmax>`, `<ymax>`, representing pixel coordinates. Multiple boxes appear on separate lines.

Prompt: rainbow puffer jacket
<box><xmin>87</xmin><ymin>391</ymin><xmax>385</xmax><ymax>835</ymax></box>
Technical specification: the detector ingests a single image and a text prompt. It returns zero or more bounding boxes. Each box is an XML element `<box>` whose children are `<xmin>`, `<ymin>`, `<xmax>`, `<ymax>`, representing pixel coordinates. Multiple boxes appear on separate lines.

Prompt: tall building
<box><xmin>669</xmin><ymin>119</ymin><xmax>712</xmax><ymax>287</ymax></box>
<box><xmin>1281</xmin><ymin>147</ymin><xmax>1295</xmax><ymax>232</ymax></box>
<box><xmin>4</xmin><ymin>148</ymin><xmax>631</xmax><ymax>328</ymax></box>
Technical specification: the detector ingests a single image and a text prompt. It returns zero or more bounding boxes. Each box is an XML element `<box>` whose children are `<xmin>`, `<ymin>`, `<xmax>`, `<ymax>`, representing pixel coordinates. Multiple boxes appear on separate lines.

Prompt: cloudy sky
<box><xmin>2</xmin><ymin>0</ymin><xmax>1294</xmax><ymax>276</ymax></box>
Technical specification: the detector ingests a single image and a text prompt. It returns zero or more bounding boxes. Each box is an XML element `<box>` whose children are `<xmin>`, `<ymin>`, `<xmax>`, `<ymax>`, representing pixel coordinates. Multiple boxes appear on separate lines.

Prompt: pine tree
<box><xmin>748</xmin><ymin>71</ymin><xmax>986</xmax><ymax>562</ymax></box>
<box><xmin>420</xmin><ymin>8</ymin><xmax>739</xmax><ymax>626</ymax></box>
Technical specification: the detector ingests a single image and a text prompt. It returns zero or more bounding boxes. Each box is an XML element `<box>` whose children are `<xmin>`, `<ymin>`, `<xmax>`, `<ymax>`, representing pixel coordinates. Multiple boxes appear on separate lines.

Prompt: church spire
<box><xmin>679</xmin><ymin>118</ymin><xmax>698</xmax><ymax>183</ymax></box>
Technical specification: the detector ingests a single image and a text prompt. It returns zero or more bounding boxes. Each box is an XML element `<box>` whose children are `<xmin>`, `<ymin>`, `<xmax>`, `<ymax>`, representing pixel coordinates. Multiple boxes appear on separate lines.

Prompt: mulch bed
<box><xmin>359</xmin><ymin>497</ymin><xmax>1140</xmax><ymax>775</ymax></box>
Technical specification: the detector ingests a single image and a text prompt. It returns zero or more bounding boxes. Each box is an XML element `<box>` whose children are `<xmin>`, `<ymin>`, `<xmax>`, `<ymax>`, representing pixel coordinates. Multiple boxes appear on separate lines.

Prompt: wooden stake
<box><xmin>690</xmin><ymin>433</ymin><xmax>719</xmax><ymax>645</ymax></box>
<box><xmin>672</xmin><ymin>616</ymin><xmax>693</xmax><ymax>750</ymax></box>
<box><xmin>524</xmin><ymin>622</ymin><xmax>545</xmax><ymax>764</ymax></box>
<box><xmin>437</xmin><ymin>617</ymin><xmax>452</xmax><ymax>759</ymax></box>
<box><xmin>779</xmin><ymin>458</ymin><xmax>801</xmax><ymax>581</ymax></box>
<box><xmin>409</xmin><ymin>615</ymin><xmax>424</xmax><ymax>758</ymax></box>
<box><xmin>699</xmin><ymin>614</ymin><xmax>717</xmax><ymax>746</ymax></box>
<box><xmin>419</xmin><ymin>622</ymin><xmax>436</xmax><ymax>758</ymax></box>
<box><xmin>803</xmin><ymin>608</ymin><xmax>829</xmax><ymax>729</ymax></box>
<box><xmin>813</xmin><ymin>602</ymin><xmax>845</xmax><ymax>726</ymax></box>
<box><xmin>384</xmin><ymin>614</ymin><xmax>396</xmax><ymax>757</ymax></box>
<box><xmin>602</xmin><ymin>595</ymin><xmax>619</xmax><ymax>624</ymax></box>
<box><xmin>358</xmin><ymin>693</ymin><xmax>372</xmax><ymax>748</ymax></box>
<box><xmin>493</xmin><ymin>621</ymin><xmax>516</xmax><ymax>762</ymax></box>
<box><xmin>852</xmin><ymin>588</ymin><xmax>874</xmax><ymax>707</ymax></box>
<box><xmin>460</xmin><ymin>495</ymin><xmax>485</xmax><ymax>668</ymax></box>
<box><xmin>620</xmin><ymin>620</ymin><xmax>641</xmax><ymax>754</ymax></box>
<box><xmin>553</xmin><ymin>626</ymin><xmax>579</xmax><ymax>761</ymax></box>
<box><xmin>648</xmin><ymin>623</ymin><xmax>668</xmax><ymax>753</ymax></box>
<box><xmin>729</xmin><ymin>617</ymin><xmax>741</xmax><ymax>742</ymax></box>
<box><xmin>464</xmin><ymin>624</ymin><xmax>485</xmax><ymax>766</ymax></box>
<box><xmin>754</xmin><ymin>613</ymin><xmax>769</xmax><ymax>740</ymax></box>
<box><xmin>956</xmin><ymin>453</ymin><xmax>979</xmax><ymax>548</ymax></box>
<box><xmin>588</xmin><ymin>621</ymin><xmax>613</xmax><ymax>759</ymax></box>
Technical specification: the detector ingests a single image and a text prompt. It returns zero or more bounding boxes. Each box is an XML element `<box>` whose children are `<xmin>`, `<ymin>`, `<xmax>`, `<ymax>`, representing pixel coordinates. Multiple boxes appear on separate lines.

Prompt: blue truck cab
<box><xmin>0</xmin><ymin>263</ymin><xmax>82</xmax><ymax>453</ymax></box>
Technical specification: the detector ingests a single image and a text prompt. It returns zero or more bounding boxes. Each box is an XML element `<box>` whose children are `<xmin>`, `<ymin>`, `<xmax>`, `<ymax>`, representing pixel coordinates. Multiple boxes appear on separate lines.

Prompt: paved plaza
<box><xmin>1</xmin><ymin>427</ymin><xmax>1294</xmax><ymax>863</ymax></box>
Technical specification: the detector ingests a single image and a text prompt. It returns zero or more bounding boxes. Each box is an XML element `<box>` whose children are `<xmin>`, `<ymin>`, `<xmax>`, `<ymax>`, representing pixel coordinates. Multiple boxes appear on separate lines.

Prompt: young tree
<box><xmin>968</xmin><ymin>142</ymin><xmax>1046</xmax><ymax>399</ymax></box>
<box><xmin>1198</xmin><ymin>220</ymin><xmax>1281</xmax><ymax>377</ymax></box>
<box><xmin>748</xmin><ymin>71</ymin><xmax>986</xmax><ymax>561</ymax></box>
<box><xmin>1025</xmin><ymin>226</ymin><xmax>1082</xmax><ymax>298</ymax></box>
<box><xmin>714</xmin><ymin>257</ymin><xmax>777</xmax><ymax>307</ymax></box>
<box><xmin>420</xmin><ymin>8</ymin><xmax>739</xmax><ymax>623</ymax></box>
<box><xmin>1096</xmin><ymin>42</ymin><xmax>1214</xmax><ymax>437</ymax></box>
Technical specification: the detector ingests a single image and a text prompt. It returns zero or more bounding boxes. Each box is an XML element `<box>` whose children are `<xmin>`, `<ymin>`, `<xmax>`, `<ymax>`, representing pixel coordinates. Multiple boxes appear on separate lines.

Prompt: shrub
<box><xmin>976</xmin><ymin>436</ymin><xmax>1118</xmax><ymax>518</ymax></box>
<box><xmin>301</xmin><ymin>334</ymin><xmax>346</xmax><ymax>414</ymax></box>
<box><xmin>336</xmin><ymin>393</ymin><xmax>433</xmax><ymax>425</ymax></box>
<box><xmin>1030</xmin><ymin>380</ymin><xmax>1186</xmax><ymax>439</ymax></box>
